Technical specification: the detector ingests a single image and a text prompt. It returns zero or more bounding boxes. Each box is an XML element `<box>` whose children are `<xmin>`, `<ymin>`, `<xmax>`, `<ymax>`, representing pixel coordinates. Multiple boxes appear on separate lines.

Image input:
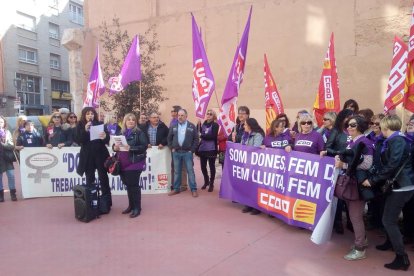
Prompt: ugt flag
<box><xmin>218</xmin><ymin>7</ymin><xmax>252</xmax><ymax>137</ymax></box>
<box><xmin>384</xmin><ymin>36</ymin><xmax>407</xmax><ymax>114</ymax></box>
<box><xmin>109</xmin><ymin>35</ymin><xmax>141</xmax><ymax>94</ymax></box>
<box><xmin>405</xmin><ymin>3</ymin><xmax>414</xmax><ymax>112</ymax></box>
<box><xmin>313</xmin><ymin>33</ymin><xmax>340</xmax><ymax>126</ymax></box>
<box><xmin>84</xmin><ymin>47</ymin><xmax>105</xmax><ymax>108</ymax></box>
<box><xmin>264</xmin><ymin>54</ymin><xmax>284</xmax><ymax>134</ymax></box>
<box><xmin>192</xmin><ymin>14</ymin><xmax>215</xmax><ymax>119</ymax></box>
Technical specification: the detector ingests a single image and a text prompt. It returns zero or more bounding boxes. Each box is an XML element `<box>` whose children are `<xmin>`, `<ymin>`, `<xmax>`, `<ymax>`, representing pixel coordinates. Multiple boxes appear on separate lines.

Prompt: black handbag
<box><xmin>358</xmin><ymin>186</ymin><xmax>376</xmax><ymax>201</ymax></box>
<box><xmin>104</xmin><ymin>154</ymin><xmax>121</xmax><ymax>176</ymax></box>
<box><xmin>380</xmin><ymin>158</ymin><xmax>409</xmax><ymax>195</ymax></box>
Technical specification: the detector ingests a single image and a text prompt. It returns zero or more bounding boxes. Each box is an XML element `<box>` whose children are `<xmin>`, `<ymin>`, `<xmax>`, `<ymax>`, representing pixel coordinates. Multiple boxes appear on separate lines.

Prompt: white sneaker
<box><xmin>344</xmin><ymin>249</ymin><xmax>366</xmax><ymax>261</ymax></box>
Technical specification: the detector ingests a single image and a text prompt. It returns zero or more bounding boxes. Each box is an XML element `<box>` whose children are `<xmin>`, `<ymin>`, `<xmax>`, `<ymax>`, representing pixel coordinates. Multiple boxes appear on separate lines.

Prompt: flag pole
<box><xmin>139</xmin><ymin>81</ymin><xmax>142</xmax><ymax>113</ymax></box>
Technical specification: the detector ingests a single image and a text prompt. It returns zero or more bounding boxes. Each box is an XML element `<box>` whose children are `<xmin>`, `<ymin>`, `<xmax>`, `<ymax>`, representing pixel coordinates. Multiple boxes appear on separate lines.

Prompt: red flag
<box><xmin>384</xmin><ymin>36</ymin><xmax>407</xmax><ymax>114</ymax></box>
<box><xmin>313</xmin><ymin>33</ymin><xmax>340</xmax><ymax>126</ymax></box>
<box><xmin>404</xmin><ymin>3</ymin><xmax>414</xmax><ymax>112</ymax></box>
<box><xmin>264</xmin><ymin>54</ymin><xmax>284</xmax><ymax>134</ymax></box>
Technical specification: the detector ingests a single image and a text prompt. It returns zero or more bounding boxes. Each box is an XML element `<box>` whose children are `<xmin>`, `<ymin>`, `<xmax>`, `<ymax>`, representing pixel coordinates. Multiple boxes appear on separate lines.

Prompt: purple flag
<box><xmin>83</xmin><ymin>47</ymin><xmax>105</xmax><ymax>108</ymax></box>
<box><xmin>192</xmin><ymin>14</ymin><xmax>215</xmax><ymax>119</ymax></box>
<box><xmin>218</xmin><ymin>7</ymin><xmax>252</xmax><ymax>137</ymax></box>
<box><xmin>109</xmin><ymin>35</ymin><xmax>141</xmax><ymax>94</ymax></box>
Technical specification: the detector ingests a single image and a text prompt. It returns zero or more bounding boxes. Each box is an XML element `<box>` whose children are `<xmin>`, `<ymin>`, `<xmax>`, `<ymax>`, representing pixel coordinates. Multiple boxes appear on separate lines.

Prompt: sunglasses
<box><xmin>52</xmin><ymin>116</ymin><xmax>61</xmax><ymax>119</ymax></box>
<box><xmin>300</xmin><ymin>121</ymin><xmax>313</xmax><ymax>126</ymax></box>
<box><xmin>323</xmin><ymin>118</ymin><xmax>330</xmax><ymax>121</ymax></box>
<box><xmin>207</xmin><ymin>113</ymin><xmax>213</xmax><ymax>115</ymax></box>
<box><xmin>69</xmin><ymin>116</ymin><xmax>77</xmax><ymax>119</ymax></box>
<box><xmin>346</xmin><ymin>123</ymin><xmax>358</xmax><ymax>128</ymax></box>
<box><xmin>369</xmin><ymin>122</ymin><xmax>380</xmax><ymax>126</ymax></box>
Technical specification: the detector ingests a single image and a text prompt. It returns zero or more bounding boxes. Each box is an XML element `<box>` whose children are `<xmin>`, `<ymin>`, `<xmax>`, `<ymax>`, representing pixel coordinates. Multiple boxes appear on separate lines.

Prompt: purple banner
<box><xmin>192</xmin><ymin>14</ymin><xmax>215</xmax><ymax>119</ymax></box>
<box><xmin>84</xmin><ymin>47</ymin><xmax>105</xmax><ymax>108</ymax></box>
<box><xmin>219</xmin><ymin>142</ymin><xmax>336</xmax><ymax>230</ymax></box>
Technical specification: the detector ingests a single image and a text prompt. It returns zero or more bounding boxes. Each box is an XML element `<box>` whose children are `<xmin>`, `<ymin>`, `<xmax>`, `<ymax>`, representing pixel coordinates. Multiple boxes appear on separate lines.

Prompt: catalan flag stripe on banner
<box><xmin>404</xmin><ymin>2</ymin><xmax>414</xmax><ymax>112</ymax></box>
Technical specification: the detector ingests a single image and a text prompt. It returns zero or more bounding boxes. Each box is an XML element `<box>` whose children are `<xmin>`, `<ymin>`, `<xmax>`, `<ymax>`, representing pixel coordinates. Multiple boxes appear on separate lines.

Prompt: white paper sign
<box><xmin>90</xmin><ymin>124</ymin><xmax>104</xmax><ymax>140</ymax></box>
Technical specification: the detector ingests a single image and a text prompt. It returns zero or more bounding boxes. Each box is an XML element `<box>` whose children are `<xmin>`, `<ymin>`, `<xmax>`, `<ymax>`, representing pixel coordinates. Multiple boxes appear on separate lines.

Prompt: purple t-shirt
<box><xmin>263</xmin><ymin>131</ymin><xmax>292</xmax><ymax>149</ymax></box>
<box><xmin>294</xmin><ymin>130</ymin><xmax>325</xmax><ymax>154</ymax></box>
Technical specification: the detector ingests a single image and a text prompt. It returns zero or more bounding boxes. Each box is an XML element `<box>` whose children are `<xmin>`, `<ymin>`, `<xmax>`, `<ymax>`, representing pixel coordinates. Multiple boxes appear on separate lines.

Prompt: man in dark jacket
<box><xmin>140</xmin><ymin>112</ymin><xmax>169</xmax><ymax>149</ymax></box>
<box><xmin>167</xmin><ymin>109</ymin><xmax>199</xmax><ymax>197</ymax></box>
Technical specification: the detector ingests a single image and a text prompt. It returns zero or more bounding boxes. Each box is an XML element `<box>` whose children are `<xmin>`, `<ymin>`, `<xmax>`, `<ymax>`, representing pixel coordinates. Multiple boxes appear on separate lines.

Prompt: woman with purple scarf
<box><xmin>363</xmin><ymin>115</ymin><xmax>414</xmax><ymax>270</ymax></box>
<box><xmin>198</xmin><ymin>110</ymin><xmax>219</xmax><ymax>192</ymax></box>
<box><xmin>335</xmin><ymin>115</ymin><xmax>373</xmax><ymax>261</ymax></box>
<box><xmin>104</xmin><ymin>114</ymin><xmax>122</xmax><ymax>136</ymax></box>
<box><xmin>113</xmin><ymin>113</ymin><xmax>148</xmax><ymax>218</ymax></box>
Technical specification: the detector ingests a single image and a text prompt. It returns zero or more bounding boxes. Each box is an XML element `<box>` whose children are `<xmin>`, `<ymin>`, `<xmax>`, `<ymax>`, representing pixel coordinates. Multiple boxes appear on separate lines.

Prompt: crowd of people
<box><xmin>1</xmin><ymin>99</ymin><xmax>414</xmax><ymax>270</ymax></box>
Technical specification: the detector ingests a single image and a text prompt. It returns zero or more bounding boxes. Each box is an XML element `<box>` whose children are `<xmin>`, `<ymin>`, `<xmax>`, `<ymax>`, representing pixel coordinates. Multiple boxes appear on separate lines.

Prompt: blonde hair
<box><xmin>48</xmin><ymin>112</ymin><xmax>62</xmax><ymax>125</ymax></box>
<box><xmin>380</xmin><ymin>115</ymin><xmax>402</xmax><ymax>131</ymax></box>
<box><xmin>298</xmin><ymin>113</ymin><xmax>315</xmax><ymax>133</ymax></box>
<box><xmin>206</xmin><ymin>109</ymin><xmax>217</xmax><ymax>121</ymax></box>
<box><xmin>121</xmin><ymin>113</ymin><xmax>139</xmax><ymax>133</ymax></box>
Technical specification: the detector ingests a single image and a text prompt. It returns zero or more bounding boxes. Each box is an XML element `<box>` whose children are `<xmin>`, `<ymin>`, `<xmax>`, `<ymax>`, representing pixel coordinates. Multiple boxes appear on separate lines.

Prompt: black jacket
<box><xmin>140</xmin><ymin>121</ymin><xmax>169</xmax><ymax>146</ymax></box>
<box><xmin>168</xmin><ymin>121</ymin><xmax>199</xmax><ymax>152</ymax></box>
<box><xmin>75</xmin><ymin>121</ymin><xmax>110</xmax><ymax>176</ymax></box>
<box><xmin>45</xmin><ymin>126</ymin><xmax>72</xmax><ymax>147</ymax></box>
<box><xmin>227</xmin><ymin>123</ymin><xmax>245</xmax><ymax>143</ymax></box>
<box><xmin>325</xmin><ymin>128</ymin><xmax>348</xmax><ymax>157</ymax></box>
<box><xmin>369</xmin><ymin>135</ymin><xmax>414</xmax><ymax>188</ymax></box>
<box><xmin>118</xmin><ymin>129</ymin><xmax>148</xmax><ymax>163</ymax></box>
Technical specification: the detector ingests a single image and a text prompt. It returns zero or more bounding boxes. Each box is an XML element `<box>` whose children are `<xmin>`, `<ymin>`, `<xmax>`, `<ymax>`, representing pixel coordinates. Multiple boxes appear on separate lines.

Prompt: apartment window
<box><xmin>51</xmin><ymin>79</ymin><xmax>69</xmax><ymax>92</ymax></box>
<box><xmin>49</xmin><ymin>23</ymin><xmax>59</xmax><ymax>39</ymax></box>
<box><xmin>69</xmin><ymin>2</ymin><xmax>84</xmax><ymax>25</ymax></box>
<box><xmin>15</xmin><ymin>73</ymin><xmax>41</xmax><ymax>105</ymax></box>
<box><xmin>50</xmin><ymin>54</ymin><xmax>61</xmax><ymax>69</ymax></box>
<box><xmin>16</xmin><ymin>12</ymin><xmax>36</xmax><ymax>32</ymax></box>
<box><xmin>19</xmin><ymin>46</ymin><xmax>38</xmax><ymax>64</ymax></box>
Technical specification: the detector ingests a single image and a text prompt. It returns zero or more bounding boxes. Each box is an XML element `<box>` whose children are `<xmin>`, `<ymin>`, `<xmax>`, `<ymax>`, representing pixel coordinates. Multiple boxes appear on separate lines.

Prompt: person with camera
<box><xmin>362</xmin><ymin>115</ymin><xmax>414</xmax><ymax>271</ymax></box>
<box><xmin>112</xmin><ymin>113</ymin><xmax>148</xmax><ymax>218</ymax></box>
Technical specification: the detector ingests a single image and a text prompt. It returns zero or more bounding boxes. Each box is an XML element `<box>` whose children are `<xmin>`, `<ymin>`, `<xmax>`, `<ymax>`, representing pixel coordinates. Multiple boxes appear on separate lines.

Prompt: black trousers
<box><xmin>120</xmin><ymin>170</ymin><xmax>142</xmax><ymax>210</ymax></box>
<box><xmin>200</xmin><ymin>156</ymin><xmax>216</xmax><ymax>184</ymax></box>
<box><xmin>403</xmin><ymin>194</ymin><xmax>414</xmax><ymax>238</ymax></box>
<box><xmin>85</xmin><ymin>163</ymin><xmax>111</xmax><ymax>198</ymax></box>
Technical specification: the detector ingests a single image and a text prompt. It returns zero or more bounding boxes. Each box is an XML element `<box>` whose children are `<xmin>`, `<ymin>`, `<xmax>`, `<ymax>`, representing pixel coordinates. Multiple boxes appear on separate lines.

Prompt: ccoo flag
<box><xmin>218</xmin><ymin>7</ymin><xmax>252</xmax><ymax>137</ymax></box>
<box><xmin>384</xmin><ymin>36</ymin><xmax>407</xmax><ymax>114</ymax></box>
<box><xmin>192</xmin><ymin>14</ymin><xmax>215</xmax><ymax>119</ymax></box>
<box><xmin>405</xmin><ymin>3</ymin><xmax>414</xmax><ymax>112</ymax></box>
<box><xmin>109</xmin><ymin>35</ymin><xmax>141</xmax><ymax>94</ymax></box>
<box><xmin>264</xmin><ymin>54</ymin><xmax>284</xmax><ymax>134</ymax></box>
<box><xmin>83</xmin><ymin>47</ymin><xmax>105</xmax><ymax>108</ymax></box>
<box><xmin>313</xmin><ymin>32</ymin><xmax>340</xmax><ymax>126</ymax></box>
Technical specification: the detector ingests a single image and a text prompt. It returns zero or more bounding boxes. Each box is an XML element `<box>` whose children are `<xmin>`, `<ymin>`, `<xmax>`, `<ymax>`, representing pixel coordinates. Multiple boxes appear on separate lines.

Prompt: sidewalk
<box><xmin>0</xmin><ymin>161</ymin><xmax>412</xmax><ymax>275</ymax></box>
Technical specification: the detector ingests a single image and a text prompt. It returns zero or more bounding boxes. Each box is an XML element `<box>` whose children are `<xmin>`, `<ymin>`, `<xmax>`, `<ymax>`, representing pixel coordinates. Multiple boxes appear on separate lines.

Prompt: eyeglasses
<box><xmin>52</xmin><ymin>116</ymin><xmax>61</xmax><ymax>119</ymax></box>
<box><xmin>369</xmin><ymin>122</ymin><xmax>380</xmax><ymax>126</ymax></box>
<box><xmin>346</xmin><ymin>123</ymin><xmax>358</xmax><ymax>128</ymax></box>
<box><xmin>69</xmin><ymin>116</ymin><xmax>77</xmax><ymax>119</ymax></box>
<box><xmin>323</xmin><ymin>118</ymin><xmax>330</xmax><ymax>121</ymax></box>
<box><xmin>300</xmin><ymin>121</ymin><xmax>313</xmax><ymax>126</ymax></box>
<box><xmin>407</xmin><ymin>122</ymin><xmax>414</xmax><ymax>127</ymax></box>
<box><xmin>238</xmin><ymin>112</ymin><xmax>247</xmax><ymax>115</ymax></box>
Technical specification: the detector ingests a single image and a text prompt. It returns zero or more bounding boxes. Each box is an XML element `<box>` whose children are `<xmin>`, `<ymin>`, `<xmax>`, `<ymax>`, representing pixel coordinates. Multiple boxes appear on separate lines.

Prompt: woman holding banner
<box><xmin>363</xmin><ymin>115</ymin><xmax>414</xmax><ymax>271</ymax></box>
<box><xmin>112</xmin><ymin>113</ymin><xmax>148</xmax><ymax>218</ymax></box>
<box><xmin>335</xmin><ymin>115</ymin><xmax>373</xmax><ymax>261</ymax></box>
<box><xmin>293</xmin><ymin>113</ymin><xmax>324</xmax><ymax>155</ymax></box>
<box><xmin>262</xmin><ymin>118</ymin><xmax>292</xmax><ymax>151</ymax></box>
<box><xmin>240</xmin><ymin>118</ymin><xmax>264</xmax><ymax>215</ymax></box>
<box><xmin>75</xmin><ymin>107</ymin><xmax>112</xmax><ymax>214</ymax></box>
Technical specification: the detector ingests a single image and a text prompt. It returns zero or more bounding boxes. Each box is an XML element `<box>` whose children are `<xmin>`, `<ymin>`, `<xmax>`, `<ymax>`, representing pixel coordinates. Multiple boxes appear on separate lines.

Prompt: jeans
<box><xmin>383</xmin><ymin>190</ymin><xmax>414</xmax><ymax>255</ymax></box>
<box><xmin>172</xmin><ymin>151</ymin><xmax>197</xmax><ymax>192</ymax></box>
<box><xmin>346</xmin><ymin>199</ymin><xmax>366</xmax><ymax>250</ymax></box>
<box><xmin>0</xmin><ymin>169</ymin><xmax>16</xmax><ymax>190</ymax></box>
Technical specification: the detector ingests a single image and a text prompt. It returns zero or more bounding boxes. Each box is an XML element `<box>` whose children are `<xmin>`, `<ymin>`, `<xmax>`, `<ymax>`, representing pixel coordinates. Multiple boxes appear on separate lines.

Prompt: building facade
<box><xmin>0</xmin><ymin>0</ymin><xmax>84</xmax><ymax>116</ymax></box>
<box><xmin>80</xmin><ymin>0</ymin><xmax>412</xmax><ymax>124</ymax></box>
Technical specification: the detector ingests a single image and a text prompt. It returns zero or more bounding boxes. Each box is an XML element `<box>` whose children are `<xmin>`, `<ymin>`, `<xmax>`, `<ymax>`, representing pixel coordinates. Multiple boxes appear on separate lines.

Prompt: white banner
<box><xmin>20</xmin><ymin>147</ymin><xmax>171</xmax><ymax>198</ymax></box>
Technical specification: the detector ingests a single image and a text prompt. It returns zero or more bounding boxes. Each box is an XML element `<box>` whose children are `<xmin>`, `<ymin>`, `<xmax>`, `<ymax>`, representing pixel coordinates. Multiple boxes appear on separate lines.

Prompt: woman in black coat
<box><xmin>363</xmin><ymin>115</ymin><xmax>414</xmax><ymax>271</ymax></box>
<box><xmin>75</xmin><ymin>107</ymin><xmax>111</xmax><ymax>214</ymax></box>
<box><xmin>113</xmin><ymin>113</ymin><xmax>148</xmax><ymax>218</ymax></box>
